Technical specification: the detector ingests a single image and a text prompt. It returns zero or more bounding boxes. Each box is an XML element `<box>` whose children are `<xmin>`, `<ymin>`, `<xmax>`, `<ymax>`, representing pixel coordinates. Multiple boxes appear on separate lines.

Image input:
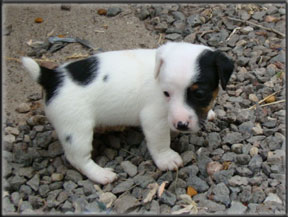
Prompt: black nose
<box><xmin>177</xmin><ymin>121</ymin><xmax>189</xmax><ymax>131</ymax></box>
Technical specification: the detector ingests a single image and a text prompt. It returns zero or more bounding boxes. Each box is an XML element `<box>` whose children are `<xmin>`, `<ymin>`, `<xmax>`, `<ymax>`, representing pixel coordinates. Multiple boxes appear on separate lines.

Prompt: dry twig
<box><xmin>245</xmin><ymin>89</ymin><xmax>283</xmax><ymax>110</ymax></box>
<box><xmin>226</xmin><ymin>27</ymin><xmax>241</xmax><ymax>41</ymax></box>
<box><xmin>227</xmin><ymin>16</ymin><xmax>285</xmax><ymax>37</ymax></box>
<box><xmin>259</xmin><ymin>99</ymin><xmax>285</xmax><ymax>108</ymax></box>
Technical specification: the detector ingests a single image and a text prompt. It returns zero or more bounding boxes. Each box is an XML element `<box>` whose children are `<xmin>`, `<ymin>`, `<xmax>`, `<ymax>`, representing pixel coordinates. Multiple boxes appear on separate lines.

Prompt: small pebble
<box><xmin>249</xmin><ymin>147</ymin><xmax>259</xmax><ymax>157</ymax></box>
<box><xmin>16</xmin><ymin>103</ymin><xmax>30</xmax><ymax>113</ymax></box>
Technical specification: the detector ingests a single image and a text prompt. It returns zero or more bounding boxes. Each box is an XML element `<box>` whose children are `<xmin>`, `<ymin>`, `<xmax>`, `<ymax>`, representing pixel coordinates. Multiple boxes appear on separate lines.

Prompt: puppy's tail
<box><xmin>21</xmin><ymin>57</ymin><xmax>41</xmax><ymax>82</ymax></box>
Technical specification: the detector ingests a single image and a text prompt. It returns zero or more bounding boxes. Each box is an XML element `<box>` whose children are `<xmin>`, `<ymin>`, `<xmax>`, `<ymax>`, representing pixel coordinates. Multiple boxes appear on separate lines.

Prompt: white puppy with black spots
<box><xmin>22</xmin><ymin>42</ymin><xmax>234</xmax><ymax>185</ymax></box>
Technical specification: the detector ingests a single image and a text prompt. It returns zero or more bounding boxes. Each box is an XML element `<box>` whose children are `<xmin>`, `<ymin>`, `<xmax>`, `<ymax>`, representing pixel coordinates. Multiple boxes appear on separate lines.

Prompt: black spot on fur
<box><xmin>185</xmin><ymin>49</ymin><xmax>234</xmax><ymax>120</ymax></box>
<box><xmin>66</xmin><ymin>56</ymin><xmax>99</xmax><ymax>85</ymax></box>
<box><xmin>65</xmin><ymin>135</ymin><xmax>72</xmax><ymax>144</ymax></box>
<box><xmin>103</xmin><ymin>75</ymin><xmax>109</xmax><ymax>82</ymax></box>
<box><xmin>38</xmin><ymin>66</ymin><xmax>64</xmax><ymax>104</ymax></box>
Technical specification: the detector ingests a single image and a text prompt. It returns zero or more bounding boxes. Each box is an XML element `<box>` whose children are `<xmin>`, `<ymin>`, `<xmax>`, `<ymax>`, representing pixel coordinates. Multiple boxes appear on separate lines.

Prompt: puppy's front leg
<box><xmin>140</xmin><ymin>107</ymin><xmax>183</xmax><ymax>171</ymax></box>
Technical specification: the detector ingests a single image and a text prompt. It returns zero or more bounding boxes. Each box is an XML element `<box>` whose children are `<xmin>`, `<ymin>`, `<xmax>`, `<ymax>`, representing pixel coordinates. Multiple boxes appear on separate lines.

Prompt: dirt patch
<box><xmin>3</xmin><ymin>3</ymin><xmax>158</xmax><ymax>125</ymax></box>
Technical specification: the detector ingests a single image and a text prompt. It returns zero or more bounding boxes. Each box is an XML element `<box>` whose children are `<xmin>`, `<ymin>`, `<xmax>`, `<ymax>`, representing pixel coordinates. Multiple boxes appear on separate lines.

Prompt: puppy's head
<box><xmin>155</xmin><ymin>42</ymin><xmax>234</xmax><ymax>133</ymax></box>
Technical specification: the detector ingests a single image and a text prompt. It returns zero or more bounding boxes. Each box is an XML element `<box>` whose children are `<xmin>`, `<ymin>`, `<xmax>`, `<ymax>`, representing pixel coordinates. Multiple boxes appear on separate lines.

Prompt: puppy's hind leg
<box><xmin>58</xmin><ymin>123</ymin><xmax>117</xmax><ymax>185</ymax></box>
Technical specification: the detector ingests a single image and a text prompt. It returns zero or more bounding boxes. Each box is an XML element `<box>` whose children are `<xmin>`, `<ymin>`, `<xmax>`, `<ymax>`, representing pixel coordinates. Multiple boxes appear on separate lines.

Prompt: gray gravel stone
<box><xmin>157</xmin><ymin>171</ymin><xmax>173</xmax><ymax>183</ymax></box>
<box><xmin>171</xmin><ymin>11</ymin><xmax>185</xmax><ymax>21</ymax></box>
<box><xmin>197</xmin><ymin>155</ymin><xmax>212</xmax><ymax>177</ymax></box>
<box><xmin>27</xmin><ymin>174</ymin><xmax>40</xmax><ymax>191</ymax></box>
<box><xmin>112</xmin><ymin>179</ymin><xmax>134</xmax><ymax>194</ymax></box>
<box><xmin>47</xmin><ymin>141</ymin><xmax>64</xmax><ymax>157</ymax></box>
<box><xmin>19</xmin><ymin>185</ymin><xmax>32</xmax><ymax>199</ymax></box>
<box><xmin>159</xmin><ymin>190</ymin><xmax>176</xmax><ymax>206</ymax></box>
<box><xmin>106</xmin><ymin>7</ymin><xmax>122</xmax><ymax>17</ymax></box>
<box><xmin>3</xmin><ymin>197</ymin><xmax>16</xmax><ymax>213</ymax></box>
<box><xmin>39</xmin><ymin>184</ymin><xmax>50</xmax><ymax>197</ymax></box>
<box><xmin>61</xmin><ymin>200</ymin><xmax>73</xmax><ymax>212</ymax></box>
<box><xmin>33</xmin><ymin>131</ymin><xmax>52</xmax><ymax>148</ymax></box>
<box><xmin>17</xmin><ymin>167</ymin><xmax>34</xmax><ymax>179</ymax></box>
<box><xmin>251</xmin><ymin>187</ymin><xmax>266</xmax><ymax>203</ymax></box>
<box><xmin>264</xmin><ymin>193</ymin><xmax>282</xmax><ymax>204</ymax></box>
<box><xmin>63</xmin><ymin>180</ymin><xmax>77</xmax><ymax>192</ymax></box>
<box><xmin>212</xmin><ymin>183</ymin><xmax>230</xmax><ymax>206</ymax></box>
<box><xmin>165</xmin><ymin>33</ymin><xmax>182</xmax><ymax>41</ymax></box>
<box><xmin>65</xmin><ymin>169</ymin><xmax>83</xmax><ymax>183</ymax></box>
<box><xmin>113</xmin><ymin>194</ymin><xmax>140</xmax><ymax>214</ymax></box>
<box><xmin>9</xmin><ymin>175</ymin><xmax>27</xmax><ymax>191</ymax></box>
<box><xmin>198</xmin><ymin>199</ymin><xmax>226</xmax><ymax>212</ymax></box>
<box><xmin>207</xmin><ymin>132</ymin><xmax>221</xmax><ymax>149</ymax></box>
<box><xmin>248</xmin><ymin>154</ymin><xmax>263</xmax><ymax>173</ymax></box>
<box><xmin>236</xmin><ymin>154</ymin><xmax>251</xmax><ymax>165</ymax></box>
<box><xmin>19</xmin><ymin>201</ymin><xmax>33</xmax><ymax>212</ymax></box>
<box><xmin>265</xmin><ymin>135</ymin><xmax>283</xmax><ymax>151</ymax></box>
<box><xmin>11</xmin><ymin>191</ymin><xmax>20</xmax><ymax>206</ymax></box>
<box><xmin>235</xmin><ymin>167</ymin><xmax>253</xmax><ymax>177</ymax></box>
<box><xmin>226</xmin><ymin>201</ymin><xmax>247</xmax><ymax>214</ymax></box>
<box><xmin>186</xmin><ymin>14</ymin><xmax>202</xmax><ymax>27</ymax></box>
<box><xmin>228</xmin><ymin>175</ymin><xmax>249</xmax><ymax>186</ymax></box>
<box><xmin>29</xmin><ymin>195</ymin><xmax>44</xmax><ymax>209</ymax></box>
<box><xmin>133</xmin><ymin>174</ymin><xmax>155</xmax><ymax>188</ymax></box>
<box><xmin>120</xmin><ymin>161</ymin><xmax>137</xmax><ymax>177</ymax></box>
<box><xmin>221</xmin><ymin>152</ymin><xmax>236</xmax><ymax>162</ymax></box>
<box><xmin>137</xmin><ymin>7</ymin><xmax>150</xmax><ymax>20</ymax></box>
<box><xmin>270</xmin><ymin>50</ymin><xmax>285</xmax><ymax>63</ymax></box>
<box><xmin>223</xmin><ymin>132</ymin><xmax>243</xmax><ymax>144</ymax></box>
<box><xmin>213</xmin><ymin>169</ymin><xmax>234</xmax><ymax>184</ymax></box>
<box><xmin>187</xmin><ymin>176</ymin><xmax>209</xmax><ymax>193</ymax></box>
<box><xmin>239</xmin><ymin>185</ymin><xmax>252</xmax><ymax>203</ymax></box>
<box><xmin>231</xmin><ymin>144</ymin><xmax>243</xmax><ymax>154</ymax></box>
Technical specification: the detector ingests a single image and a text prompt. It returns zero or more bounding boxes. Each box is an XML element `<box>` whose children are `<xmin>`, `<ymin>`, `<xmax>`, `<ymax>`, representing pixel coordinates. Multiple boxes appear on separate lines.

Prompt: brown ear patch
<box><xmin>201</xmin><ymin>87</ymin><xmax>219</xmax><ymax>115</ymax></box>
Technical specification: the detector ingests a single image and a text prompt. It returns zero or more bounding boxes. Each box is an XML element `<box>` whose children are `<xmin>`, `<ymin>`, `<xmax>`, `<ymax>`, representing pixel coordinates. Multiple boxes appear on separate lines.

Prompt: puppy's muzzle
<box><xmin>176</xmin><ymin>121</ymin><xmax>189</xmax><ymax>131</ymax></box>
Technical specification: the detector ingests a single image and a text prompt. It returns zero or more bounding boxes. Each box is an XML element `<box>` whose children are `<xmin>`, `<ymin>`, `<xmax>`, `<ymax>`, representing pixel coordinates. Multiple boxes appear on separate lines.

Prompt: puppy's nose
<box><xmin>176</xmin><ymin>121</ymin><xmax>189</xmax><ymax>131</ymax></box>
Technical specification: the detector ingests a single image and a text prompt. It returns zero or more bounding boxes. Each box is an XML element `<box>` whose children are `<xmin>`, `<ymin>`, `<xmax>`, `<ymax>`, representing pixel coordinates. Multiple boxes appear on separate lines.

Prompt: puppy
<box><xmin>22</xmin><ymin>42</ymin><xmax>234</xmax><ymax>185</ymax></box>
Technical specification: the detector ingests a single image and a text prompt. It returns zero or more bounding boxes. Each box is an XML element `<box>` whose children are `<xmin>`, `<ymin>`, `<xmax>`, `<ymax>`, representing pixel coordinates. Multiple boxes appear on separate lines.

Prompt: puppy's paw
<box><xmin>154</xmin><ymin>149</ymin><xmax>183</xmax><ymax>171</ymax></box>
<box><xmin>88</xmin><ymin>167</ymin><xmax>118</xmax><ymax>185</ymax></box>
<box><xmin>207</xmin><ymin>110</ymin><xmax>216</xmax><ymax>121</ymax></box>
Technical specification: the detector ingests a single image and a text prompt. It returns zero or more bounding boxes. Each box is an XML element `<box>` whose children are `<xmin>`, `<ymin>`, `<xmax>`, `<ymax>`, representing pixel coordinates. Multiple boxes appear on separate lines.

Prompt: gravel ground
<box><xmin>3</xmin><ymin>3</ymin><xmax>286</xmax><ymax>215</ymax></box>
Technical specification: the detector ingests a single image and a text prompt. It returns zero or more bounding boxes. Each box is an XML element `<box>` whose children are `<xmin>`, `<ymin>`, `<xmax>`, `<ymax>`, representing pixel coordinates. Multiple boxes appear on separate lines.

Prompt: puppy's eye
<box><xmin>194</xmin><ymin>90</ymin><xmax>206</xmax><ymax>99</ymax></box>
<box><xmin>163</xmin><ymin>91</ymin><xmax>170</xmax><ymax>97</ymax></box>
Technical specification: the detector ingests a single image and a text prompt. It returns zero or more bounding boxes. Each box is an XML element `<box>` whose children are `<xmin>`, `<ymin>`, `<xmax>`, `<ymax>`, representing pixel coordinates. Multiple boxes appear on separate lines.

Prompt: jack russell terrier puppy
<box><xmin>22</xmin><ymin>42</ymin><xmax>234</xmax><ymax>185</ymax></box>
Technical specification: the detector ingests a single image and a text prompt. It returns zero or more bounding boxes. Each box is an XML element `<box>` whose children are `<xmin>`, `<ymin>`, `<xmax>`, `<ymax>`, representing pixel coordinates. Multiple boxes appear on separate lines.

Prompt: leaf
<box><xmin>187</xmin><ymin>186</ymin><xmax>198</xmax><ymax>197</ymax></box>
<box><xmin>177</xmin><ymin>194</ymin><xmax>198</xmax><ymax>214</ymax></box>
<box><xmin>265</xmin><ymin>15</ymin><xmax>280</xmax><ymax>23</ymax></box>
<box><xmin>264</xmin><ymin>95</ymin><xmax>276</xmax><ymax>103</ymax></box>
<box><xmin>222</xmin><ymin>161</ymin><xmax>231</xmax><ymax>170</ymax></box>
<box><xmin>276</xmin><ymin>71</ymin><xmax>284</xmax><ymax>79</ymax></box>
<box><xmin>179</xmin><ymin>194</ymin><xmax>194</xmax><ymax>204</ymax></box>
<box><xmin>157</xmin><ymin>181</ymin><xmax>168</xmax><ymax>197</ymax></box>
<box><xmin>35</xmin><ymin>17</ymin><xmax>43</xmax><ymax>23</ymax></box>
<box><xmin>98</xmin><ymin>9</ymin><xmax>107</xmax><ymax>15</ymax></box>
<box><xmin>143</xmin><ymin>183</ymin><xmax>159</xmax><ymax>203</ymax></box>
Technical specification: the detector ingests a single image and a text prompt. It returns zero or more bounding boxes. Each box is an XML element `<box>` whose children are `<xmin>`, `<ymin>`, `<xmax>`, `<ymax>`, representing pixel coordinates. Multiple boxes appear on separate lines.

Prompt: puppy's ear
<box><xmin>154</xmin><ymin>43</ymin><xmax>171</xmax><ymax>79</ymax></box>
<box><xmin>154</xmin><ymin>58</ymin><xmax>163</xmax><ymax>79</ymax></box>
<box><xmin>215</xmin><ymin>50</ymin><xmax>234</xmax><ymax>90</ymax></box>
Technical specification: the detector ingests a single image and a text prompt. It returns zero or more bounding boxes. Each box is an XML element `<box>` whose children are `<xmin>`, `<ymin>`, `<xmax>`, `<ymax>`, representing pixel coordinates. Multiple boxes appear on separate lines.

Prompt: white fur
<box><xmin>22</xmin><ymin>42</ymin><xmax>216</xmax><ymax>185</ymax></box>
<box><xmin>22</xmin><ymin>57</ymin><xmax>41</xmax><ymax>81</ymax></box>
